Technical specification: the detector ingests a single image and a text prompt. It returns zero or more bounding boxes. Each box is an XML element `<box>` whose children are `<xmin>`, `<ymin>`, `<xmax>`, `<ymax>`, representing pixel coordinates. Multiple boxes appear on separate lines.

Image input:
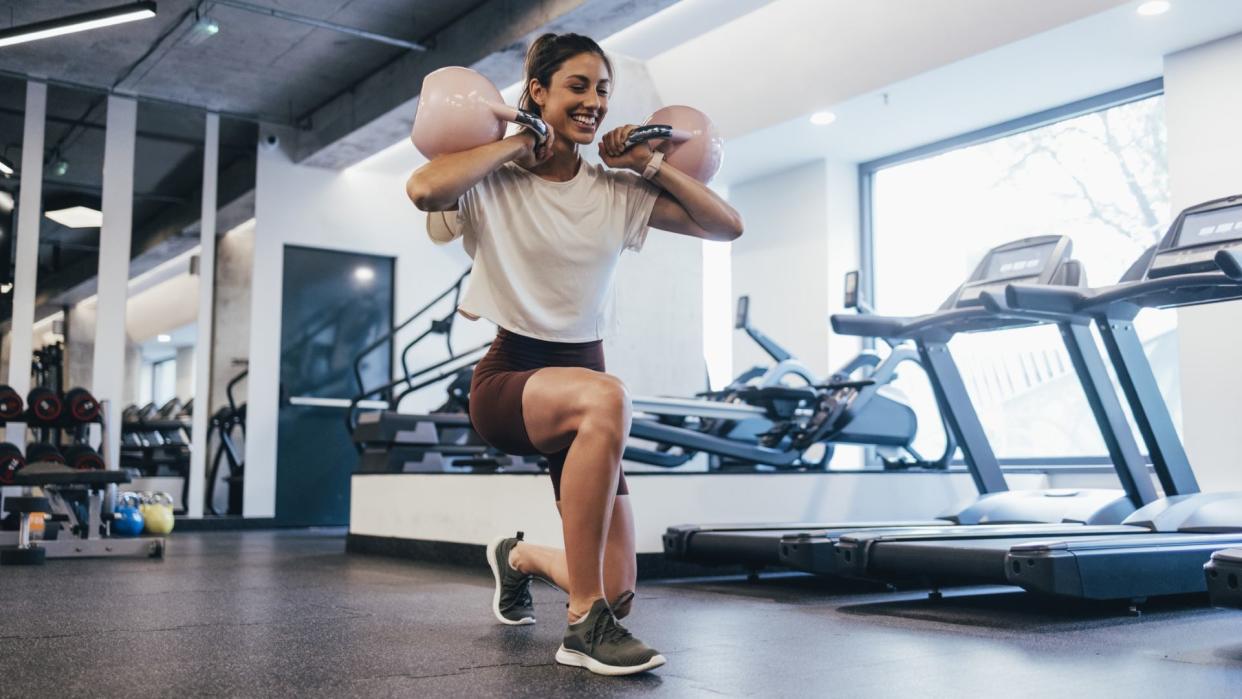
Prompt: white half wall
<box><xmin>350</xmin><ymin>471</ymin><xmax>1053</xmax><ymax>554</ymax></box>
<box><xmin>1164</xmin><ymin>32</ymin><xmax>1242</xmax><ymax>492</ymax></box>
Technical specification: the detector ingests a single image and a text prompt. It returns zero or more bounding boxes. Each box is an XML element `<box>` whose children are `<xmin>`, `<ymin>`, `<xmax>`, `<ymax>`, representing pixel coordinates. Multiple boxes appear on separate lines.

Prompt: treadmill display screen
<box><xmin>981</xmin><ymin>242</ymin><xmax>1056</xmax><ymax>281</ymax></box>
<box><xmin>1176</xmin><ymin>205</ymin><xmax>1242</xmax><ymax>247</ymax></box>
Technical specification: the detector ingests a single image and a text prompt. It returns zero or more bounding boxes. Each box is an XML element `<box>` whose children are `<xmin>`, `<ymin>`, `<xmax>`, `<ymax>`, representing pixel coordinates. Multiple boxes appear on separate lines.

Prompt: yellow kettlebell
<box><xmin>143</xmin><ymin>491</ymin><xmax>175</xmax><ymax>535</ymax></box>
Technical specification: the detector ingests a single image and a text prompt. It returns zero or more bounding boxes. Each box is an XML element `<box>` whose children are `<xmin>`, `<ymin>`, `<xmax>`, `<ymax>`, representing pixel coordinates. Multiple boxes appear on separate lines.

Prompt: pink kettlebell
<box><xmin>412</xmin><ymin>66</ymin><xmax>548</xmax><ymax>160</ymax></box>
<box><xmin>632</xmin><ymin>105</ymin><xmax>724</xmax><ymax>184</ymax></box>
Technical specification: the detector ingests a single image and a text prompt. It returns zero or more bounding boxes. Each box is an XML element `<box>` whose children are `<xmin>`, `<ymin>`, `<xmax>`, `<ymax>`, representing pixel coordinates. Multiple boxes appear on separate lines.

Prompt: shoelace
<box><xmin>502</xmin><ymin>574</ymin><xmax>534</xmax><ymax>611</ymax></box>
<box><xmin>587</xmin><ymin>609</ymin><xmax>634</xmax><ymax>647</ymax></box>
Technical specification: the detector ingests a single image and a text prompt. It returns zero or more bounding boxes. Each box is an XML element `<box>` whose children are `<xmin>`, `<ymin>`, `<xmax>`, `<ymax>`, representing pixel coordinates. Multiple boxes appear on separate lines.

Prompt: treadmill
<box><xmin>829</xmin><ymin>195</ymin><xmax>1242</xmax><ymax>601</ymax></box>
<box><xmin>1206</xmin><ymin>549</ymin><xmax>1242</xmax><ymax>608</ymax></box>
<box><xmin>664</xmin><ymin>235</ymin><xmax>1152</xmax><ymax>571</ymax></box>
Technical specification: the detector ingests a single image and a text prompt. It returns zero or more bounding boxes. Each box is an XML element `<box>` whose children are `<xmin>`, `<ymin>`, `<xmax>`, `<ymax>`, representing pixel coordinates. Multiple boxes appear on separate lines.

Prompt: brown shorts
<box><xmin>469</xmin><ymin>328</ymin><xmax>629</xmax><ymax>501</ymax></box>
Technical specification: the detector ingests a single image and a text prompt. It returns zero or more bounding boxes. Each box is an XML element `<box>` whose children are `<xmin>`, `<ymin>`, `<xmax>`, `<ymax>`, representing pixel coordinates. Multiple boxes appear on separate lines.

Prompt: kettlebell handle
<box><xmin>625</xmin><ymin>124</ymin><xmax>692</xmax><ymax>150</ymax></box>
<box><xmin>487</xmin><ymin>104</ymin><xmax>549</xmax><ymax>146</ymax></box>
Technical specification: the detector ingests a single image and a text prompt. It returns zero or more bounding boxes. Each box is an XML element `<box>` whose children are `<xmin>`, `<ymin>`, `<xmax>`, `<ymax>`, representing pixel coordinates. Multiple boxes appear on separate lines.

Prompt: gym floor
<box><xmin>3</xmin><ymin>530</ymin><xmax>1240</xmax><ymax>697</ymax></box>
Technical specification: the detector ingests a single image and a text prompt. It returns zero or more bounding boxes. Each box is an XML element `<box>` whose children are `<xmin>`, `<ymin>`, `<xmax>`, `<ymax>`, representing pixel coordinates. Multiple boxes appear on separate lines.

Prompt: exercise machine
<box><xmin>667</xmin><ymin>235</ymin><xmax>1153</xmax><ymax>571</ymax></box>
<box><xmin>822</xmin><ymin>196</ymin><xmax>1242</xmax><ymax>601</ymax></box>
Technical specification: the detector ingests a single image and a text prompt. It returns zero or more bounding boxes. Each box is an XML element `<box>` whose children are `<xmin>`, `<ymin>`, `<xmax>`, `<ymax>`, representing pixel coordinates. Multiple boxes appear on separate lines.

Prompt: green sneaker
<box><xmin>486</xmin><ymin>532</ymin><xmax>536</xmax><ymax>625</ymax></box>
<box><xmin>556</xmin><ymin>598</ymin><xmax>666</xmax><ymax>676</ymax></box>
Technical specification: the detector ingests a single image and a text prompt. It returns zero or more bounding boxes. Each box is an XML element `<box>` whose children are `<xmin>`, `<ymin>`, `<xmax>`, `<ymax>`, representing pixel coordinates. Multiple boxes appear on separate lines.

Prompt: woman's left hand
<box><xmin>599</xmin><ymin>125</ymin><xmax>654</xmax><ymax>174</ymax></box>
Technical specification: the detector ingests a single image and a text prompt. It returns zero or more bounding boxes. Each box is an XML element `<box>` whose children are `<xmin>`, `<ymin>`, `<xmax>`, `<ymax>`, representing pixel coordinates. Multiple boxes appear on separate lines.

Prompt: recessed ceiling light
<box><xmin>354</xmin><ymin>266</ymin><xmax>375</xmax><ymax>283</ymax></box>
<box><xmin>157</xmin><ymin>334</ymin><xmax>171</xmax><ymax>343</ymax></box>
<box><xmin>0</xmin><ymin>191</ymin><xmax>12</xmax><ymax>214</ymax></box>
<box><xmin>186</xmin><ymin>15</ymin><xmax>219</xmax><ymax>45</ymax></box>
<box><xmin>0</xmin><ymin>2</ymin><xmax>157</xmax><ymax>49</ymax></box>
<box><xmin>810</xmin><ymin>111</ymin><xmax>837</xmax><ymax>126</ymax></box>
<box><xmin>0</xmin><ymin>156</ymin><xmax>13</xmax><ymax>176</ymax></box>
<box><xmin>1137</xmin><ymin>1</ymin><xmax>1170</xmax><ymax>16</ymax></box>
<box><xmin>46</xmin><ymin>206</ymin><xmax>102</xmax><ymax>228</ymax></box>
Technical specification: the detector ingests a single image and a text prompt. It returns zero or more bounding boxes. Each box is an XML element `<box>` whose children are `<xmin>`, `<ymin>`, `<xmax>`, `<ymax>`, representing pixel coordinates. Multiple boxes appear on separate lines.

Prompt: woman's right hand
<box><xmin>510</xmin><ymin>127</ymin><xmax>555</xmax><ymax>169</ymax></box>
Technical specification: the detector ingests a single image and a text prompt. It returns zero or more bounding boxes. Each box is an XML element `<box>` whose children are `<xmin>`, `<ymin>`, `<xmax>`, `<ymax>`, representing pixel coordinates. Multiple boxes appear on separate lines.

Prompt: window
<box><xmin>150</xmin><ymin>358</ymin><xmax>177</xmax><ymax>408</ymax></box>
<box><xmin>864</xmin><ymin>84</ymin><xmax>1178</xmax><ymax>461</ymax></box>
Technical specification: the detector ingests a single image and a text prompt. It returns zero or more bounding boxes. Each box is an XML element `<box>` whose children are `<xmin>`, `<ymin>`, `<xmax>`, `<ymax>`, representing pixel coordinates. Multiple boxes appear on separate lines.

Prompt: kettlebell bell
<box><xmin>142</xmin><ymin>492</ymin><xmax>175</xmax><ymax>535</ymax></box>
<box><xmin>113</xmin><ymin>492</ymin><xmax>145</xmax><ymax>537</ymax></box>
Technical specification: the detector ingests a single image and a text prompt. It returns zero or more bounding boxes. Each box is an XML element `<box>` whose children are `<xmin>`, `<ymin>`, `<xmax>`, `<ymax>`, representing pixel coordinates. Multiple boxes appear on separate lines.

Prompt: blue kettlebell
<box><xmin>113</xmin><ymin>493</ymin><xmax>145</xmax><ymax>537</ymax></box>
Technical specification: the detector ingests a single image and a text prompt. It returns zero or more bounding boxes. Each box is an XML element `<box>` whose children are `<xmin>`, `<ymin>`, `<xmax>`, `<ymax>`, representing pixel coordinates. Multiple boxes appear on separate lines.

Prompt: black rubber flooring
<box><xmin>2</xmin><ymin>529</ymin><xmax>1241</xmax><ymax>697</ymax></box>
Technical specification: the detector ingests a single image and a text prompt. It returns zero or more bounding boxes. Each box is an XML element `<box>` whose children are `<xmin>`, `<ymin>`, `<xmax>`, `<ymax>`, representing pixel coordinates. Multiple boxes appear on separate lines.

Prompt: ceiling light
<box><xmin>0</xmin><ymin>191</ymin><xmax>12</xmax><ymax>214</ymax></box>
<box><xmin>46</xmin><ymin>206</ymin><xmax>102</xmax><ymax>228</ymax></box>
<box><xmin>0</xmin><ymin>2</ymin><xmax>157</xmax><ymax>49</ymax></box>
<box><xmin>0</xmin><ymin>156</ymin><xmax>13</xmax><ymax>176</ymax></box>
<box><xmin>53</xmin><ymin>159</ymin><xmax>69</xmax><ymax>176</ymax></box>
<box><xmin>1136</xmin><ymin>1</ymin><xmax>1170</xmax><ymax>16</ymax></box>
<box><xmin>809</xmin><ymin>111</ymin><xmax>837</xmax><ymax>126</ymax></box>
<box><xmin>186</xmin><ymin>15</ymin><xmax>219</xmax><ymax>45</ymax></box>
<box><xmin>354</xmin><ymin>266</ymin><xmax>375</xmax><ymax>283</ymax></box>
<box><xmin>157</xmin><ymin>334</ymin><xmax>171</xmax><ymax>343</ymax></box>
<box><xmin>0</xmin><ymin>283</ymin><xmax>11</xmax><ymax>294</ymax></box>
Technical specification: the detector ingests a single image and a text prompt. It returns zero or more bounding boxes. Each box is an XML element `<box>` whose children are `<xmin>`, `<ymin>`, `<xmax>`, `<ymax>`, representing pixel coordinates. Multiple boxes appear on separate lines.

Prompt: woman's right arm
<box><xmin>406</xmin><ymin>133</ymin><xmax>534</xmax><ymax>211</ymax></box>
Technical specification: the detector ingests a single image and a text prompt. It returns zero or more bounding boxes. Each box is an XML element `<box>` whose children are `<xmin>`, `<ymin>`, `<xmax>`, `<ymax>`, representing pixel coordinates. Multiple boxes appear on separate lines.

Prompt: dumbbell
<box><xmin>0</xmin><ymin>442</ymin><xmax>26</xmax><ymax>485</ymax></box>
<box><xmin>64</xmin><ymin>387</ymin><xmax>100</xmax><ymax>422</ymax></box>
<box><xmin>0</xmin><ymin>385</ymin><xmax>23</xmax><ymax>420</ymax></box>
<box><xmin>27</xmin><ymin>387</ymin><xmax>62</xmax><ymax>423</ymax></box>
<box><xmin>25</xmin><ymin>442</ymin><xmax>64</xmax><ymax>466</ymax></box>
<box><xmin>63</xmin><ymin>444</ymin><xmax>104</xmax><ymax>471</ymax></box>
<box><xmin>0</xmin><ymin>496</ymin><xmax>51</xmax><ymax>565</ymax></box>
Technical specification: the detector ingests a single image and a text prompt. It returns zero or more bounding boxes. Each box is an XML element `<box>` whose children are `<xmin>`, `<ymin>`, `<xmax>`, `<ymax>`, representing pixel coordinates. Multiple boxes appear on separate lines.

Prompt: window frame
<box><xmin>856</xmin><ymin>78</ymin><xmax>1165</xmax><ymax>468</ymax></box>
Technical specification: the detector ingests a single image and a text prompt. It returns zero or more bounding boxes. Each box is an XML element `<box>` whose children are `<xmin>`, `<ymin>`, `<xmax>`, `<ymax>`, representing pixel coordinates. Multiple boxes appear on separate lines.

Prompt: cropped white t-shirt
<box><xmin>431</xmin><ymin>160</ymin><xmax>660</xmax><ymax>342</ymax></box>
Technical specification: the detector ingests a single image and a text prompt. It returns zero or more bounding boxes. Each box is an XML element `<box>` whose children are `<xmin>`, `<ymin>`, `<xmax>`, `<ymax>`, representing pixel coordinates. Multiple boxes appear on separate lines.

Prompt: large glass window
<box><xmin>868</xmin><ymin>91</ymin><xmax>1177</xmax><ymax>461</ymax></box>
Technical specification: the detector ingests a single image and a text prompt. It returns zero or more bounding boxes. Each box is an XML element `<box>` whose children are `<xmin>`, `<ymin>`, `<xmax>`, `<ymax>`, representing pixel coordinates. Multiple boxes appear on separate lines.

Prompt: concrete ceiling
<box><xmin>0</xmin><ymin>0</ymin><xmax>684</xmax><ymax>320</ymax></box>
<box><xmin>0</xmin><ymin>0</ymin><xmax>465</xmax><ymax>122</ymax></box>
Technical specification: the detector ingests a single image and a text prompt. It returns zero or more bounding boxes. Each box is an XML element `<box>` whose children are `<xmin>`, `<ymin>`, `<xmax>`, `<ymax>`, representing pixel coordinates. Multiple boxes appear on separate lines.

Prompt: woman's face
<box><xmin>531</xmin><ymin>52</ymin><xmax>611</xmax><ymax>145</ymax></box>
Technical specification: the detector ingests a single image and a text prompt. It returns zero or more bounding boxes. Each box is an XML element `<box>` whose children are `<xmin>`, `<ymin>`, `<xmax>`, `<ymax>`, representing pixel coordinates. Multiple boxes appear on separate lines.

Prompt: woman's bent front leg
<box><xmin>522</xmin><ymin>367</ymin><xmax>632</xmax><ymax>621</ymax></box>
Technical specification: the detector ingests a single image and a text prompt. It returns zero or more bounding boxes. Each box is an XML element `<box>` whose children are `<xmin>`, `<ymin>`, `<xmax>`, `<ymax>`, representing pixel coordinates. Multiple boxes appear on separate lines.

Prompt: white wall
<box><xmin>175</xmin><ymin>346</ymin><xmax>195</xmax><ymax>401</ymax></box>
<box><xmin>1164</xmin><ymin>32</ymin><xmax>1242</xmax><ymax>493</ymax></box>
<box><xmin>245</xmin><ymin>140</ymin><xmax>464</xmax><ymax>517</ymax></box>
<box><xmin>728</xmin><ymin>159</ymin><xmax>860</xmax><ymax>380</ymax></box>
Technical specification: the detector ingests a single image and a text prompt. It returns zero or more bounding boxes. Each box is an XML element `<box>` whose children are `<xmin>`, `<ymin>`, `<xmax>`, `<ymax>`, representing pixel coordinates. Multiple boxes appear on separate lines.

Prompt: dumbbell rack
<box><xmin>0</xmin><ymin>401</ymin><xmax>165</xmax><ymax>561</ymax></box>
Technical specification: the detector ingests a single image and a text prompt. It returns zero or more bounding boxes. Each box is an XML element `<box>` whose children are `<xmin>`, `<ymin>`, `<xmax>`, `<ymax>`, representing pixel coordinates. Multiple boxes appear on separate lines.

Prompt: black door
<box><xmin>276</xmin><ymin>245</ymin><xmax>393</xmax><ymax>526</ymax></box>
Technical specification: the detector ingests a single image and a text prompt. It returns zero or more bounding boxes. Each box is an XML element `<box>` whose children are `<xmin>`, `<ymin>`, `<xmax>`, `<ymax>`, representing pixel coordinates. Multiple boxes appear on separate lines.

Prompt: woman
<box><xmin>406</xmin><ymin>33</ymin><xmax>743</xmax><ymax>676</ymax></box>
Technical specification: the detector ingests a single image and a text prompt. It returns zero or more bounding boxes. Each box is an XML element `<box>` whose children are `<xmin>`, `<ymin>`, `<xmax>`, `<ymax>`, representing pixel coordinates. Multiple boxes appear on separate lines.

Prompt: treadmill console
<box><xmin>1148</xmin><ymin>195</ymin><xmax>1242</xmax><ymax>279</ymax></box>
<box><xmin>949</xmin><ymin>236</ymin><xmax>1072</xmax><ymax>308</ymax></box>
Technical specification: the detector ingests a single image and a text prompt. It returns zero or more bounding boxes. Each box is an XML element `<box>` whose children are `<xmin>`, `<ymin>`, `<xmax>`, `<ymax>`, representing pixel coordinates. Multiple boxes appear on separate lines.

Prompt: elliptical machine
<box><xmin>623</xmin><ymin>272</ymin><xmax>954</xmax><ymax>471</ymax></box>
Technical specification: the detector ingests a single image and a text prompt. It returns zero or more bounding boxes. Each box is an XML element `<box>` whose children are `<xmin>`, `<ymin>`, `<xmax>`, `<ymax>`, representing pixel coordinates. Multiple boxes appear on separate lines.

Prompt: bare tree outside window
<box><xmin>872</xmin><ymin>95</ymin><xmax>1176</xmax><ymax>462</ymax></box>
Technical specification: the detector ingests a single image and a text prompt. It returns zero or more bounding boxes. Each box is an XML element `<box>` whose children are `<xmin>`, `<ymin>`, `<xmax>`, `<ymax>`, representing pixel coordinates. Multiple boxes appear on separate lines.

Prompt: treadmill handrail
<box><xmin>833</xmin><ymin>306</ymin><xmax>1031</xmax><ymax>342</ymax></box>
<box><xmin>1217</xmin><ymin>248</ymin><xmax>1242</xmax><ymax>280</ymax></box>
<box><xmin>1007</xmin><ymin>271</ymin><xmax>1239</xmax><ymax>316</ymax></box>
<box><xmin>830</xmin><ymin>313</ymin><xmax>910</xmax><ymax>339</ymax></box>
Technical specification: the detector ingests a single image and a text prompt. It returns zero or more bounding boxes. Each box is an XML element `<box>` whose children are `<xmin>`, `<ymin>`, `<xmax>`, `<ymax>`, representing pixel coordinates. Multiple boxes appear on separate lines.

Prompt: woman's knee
<box><xmin>580</xmin><ymin>374</ymin><xmax>632</xmax><ymax>436</ymax></box>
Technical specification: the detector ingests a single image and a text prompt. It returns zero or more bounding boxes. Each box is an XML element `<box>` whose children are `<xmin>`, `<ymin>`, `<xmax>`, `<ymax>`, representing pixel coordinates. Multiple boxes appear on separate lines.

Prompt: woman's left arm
<box><xmin>600</xmin><ymin>126</ymin><xmax>744</xmax><ymax>242</ymax></box>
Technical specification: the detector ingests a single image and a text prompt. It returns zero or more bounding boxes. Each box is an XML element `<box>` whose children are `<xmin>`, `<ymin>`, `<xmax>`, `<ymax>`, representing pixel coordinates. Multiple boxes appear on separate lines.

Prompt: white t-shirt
<box><xmin>431</xmin><ymin>160</ymin><xmax>660</xmax><ymax>342</ymax></box>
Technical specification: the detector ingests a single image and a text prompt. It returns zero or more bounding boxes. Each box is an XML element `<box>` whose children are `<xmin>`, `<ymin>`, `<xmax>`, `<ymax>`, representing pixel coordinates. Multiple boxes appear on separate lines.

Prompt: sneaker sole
<box><xmin>555</xmin><ymin>646</ymin><xmax>667</xmax><ymax>676</ymax></box>
<box><xmin>486</xmin><ymin>535</ymin><xmax>535</xmax><ymax>626</ymax></box>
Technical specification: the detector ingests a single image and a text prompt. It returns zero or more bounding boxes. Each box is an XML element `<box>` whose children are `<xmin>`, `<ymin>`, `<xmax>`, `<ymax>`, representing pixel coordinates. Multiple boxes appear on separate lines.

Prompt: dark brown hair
<box><xmin>519</xmin><ymin>33</ymin><xmax>613</xmax><ymax>117</ymax></box>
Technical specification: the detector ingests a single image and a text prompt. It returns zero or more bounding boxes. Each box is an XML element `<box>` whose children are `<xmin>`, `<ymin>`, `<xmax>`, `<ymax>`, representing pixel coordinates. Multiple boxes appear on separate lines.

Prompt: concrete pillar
<box><xmin>92</xmin><ymin>96</ymin><xmax>137</xmax><ymax>471</ymax></box>
<box><xmin>8</xmin><ymin>82</ymin><xmax>47</xmax><ymax>449</ymax></box>
<box><xmin>185</xmin><ymin>114</ymin><xmax>219</xmax><ymax>518</ymax></box>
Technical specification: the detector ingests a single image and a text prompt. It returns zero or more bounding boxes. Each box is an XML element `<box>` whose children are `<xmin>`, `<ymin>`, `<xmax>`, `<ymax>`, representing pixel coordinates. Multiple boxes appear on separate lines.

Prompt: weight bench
<box><xmin>0</xmin><ymin>463</ymin><xmax>165</xmax><ymax>563</ymax></box>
